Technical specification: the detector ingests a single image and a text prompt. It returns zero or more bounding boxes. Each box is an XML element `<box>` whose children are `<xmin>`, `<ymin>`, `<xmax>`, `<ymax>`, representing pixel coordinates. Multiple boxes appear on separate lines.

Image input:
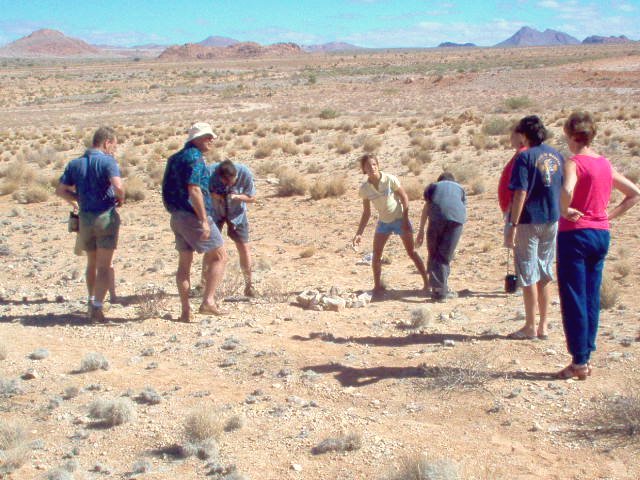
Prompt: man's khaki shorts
<box><xmin>78</xmin><ymin>208</ymin><xmax>120</xmax><ymax>251</ymax></box>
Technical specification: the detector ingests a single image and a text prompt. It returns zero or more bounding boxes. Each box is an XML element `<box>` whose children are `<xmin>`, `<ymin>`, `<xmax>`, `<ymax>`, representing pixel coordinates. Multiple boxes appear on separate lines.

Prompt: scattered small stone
<box><xmin>443</xmin><ymin>339</ymin><xmax>455</xmax><ymax>347</ymax></box>
<box><xmin>195</xmin><ymin>339</ymin><xmax>215</xmax><ymax>348</ymax></box>
<box><xmin>506</xmin><ymin>388</ymin><xmax>522</xmax><ymax>399</ymax></box>
<box><xmin>22</xmin><ymin>368</ymin><xmax>39</xmax><ymax>380</ymax></box>
<box><xmin>530</xmin><ymin>421</ymin><xmax>542</xmax><ymax>432</ymax></box>
<box><xmin>220</xmin><ymin>357</ymin><xmax>237</xmax><ymax>368</ymax></box>
<box><xmin>291</xmin><ymin>463</ymin><xmax>303</xmax><ymax>472</ymax></box>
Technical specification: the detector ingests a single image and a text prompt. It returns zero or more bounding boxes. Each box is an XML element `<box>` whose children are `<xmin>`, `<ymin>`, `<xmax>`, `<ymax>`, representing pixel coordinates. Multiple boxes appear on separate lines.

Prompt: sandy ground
<box><xmin>1</xmin><ymin>44</ymin><xmax>640</xmax><ymax>479</ymax></box>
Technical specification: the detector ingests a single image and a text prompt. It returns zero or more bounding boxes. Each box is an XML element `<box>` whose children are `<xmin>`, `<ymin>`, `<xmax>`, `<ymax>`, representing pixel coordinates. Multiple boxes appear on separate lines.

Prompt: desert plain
<box><xmin>1</xmin><ymin>43</ymin><xmax>640</xmax><ymax>479</ymax></box>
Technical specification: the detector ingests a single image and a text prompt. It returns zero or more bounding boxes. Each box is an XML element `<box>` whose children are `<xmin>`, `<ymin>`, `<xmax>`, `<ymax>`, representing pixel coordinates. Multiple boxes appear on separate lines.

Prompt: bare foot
<box><xmin>173</xmin><ymin>312</ymin><xmax>193</xmax><ymax>323</ymax></box>
<box><xmin>198</xmin><ymin>303</ymin><xmax>225</xmax><ymax>316</ymax></box>
<box><xmin>507</xmin><ymin>327</ymin><xmax>536</xmax><ymax>340</ymax></box>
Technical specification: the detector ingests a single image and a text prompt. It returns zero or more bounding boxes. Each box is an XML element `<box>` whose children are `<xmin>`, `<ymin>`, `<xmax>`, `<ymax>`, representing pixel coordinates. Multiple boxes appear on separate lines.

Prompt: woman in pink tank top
<box><xmin>555</xmin><ymin>111</ymin><xmax>640</xmax><ymax>380</ymax></box>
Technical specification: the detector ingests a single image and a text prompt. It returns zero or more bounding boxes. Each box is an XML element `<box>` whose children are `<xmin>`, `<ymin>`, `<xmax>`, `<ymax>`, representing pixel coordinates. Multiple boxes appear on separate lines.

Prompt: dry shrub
<box><xmin>135</xmin><ymin>286</ymin><xmax>168</xmax><ymax>319</ymax></box>
<box><xmin>281</xmin><ymin>141</ymin><xmax>299</xmax><ymax>155</ymax></box>
<box><xmin>300</xmin><ymin>246</ymin><xmax>316</xmax><ymax>258</ymax></box>
<box><xmin>224</xmin><ymin>415</ymin><xmax>245</xmax><ymax>432</ymax></box>
<box><xmin>386</xmin><ymin>452</ymin><xmax>459</xmax><ymax>480</ymax></box>
<box><xmin>312</xmin><ymin>432</ymin><xmax>361</xmax><ymax>455</ymax></box>
<box><xmin>254</xmin><ymin>138</ymin><xmax>281</xmax><ymax>159</ymax></box>
<box><xmin>482</xmin><ymin>117</ymin><xmax>511</xmax><ymax>136</ymax></box>
<box><xmin>406</xmin><ymin>158</ymin><xmax>423</xmax><ymax>176</ymax></box>
<box><xmin>0</xmin><ymin>421</ymin><xmax>31</xmax><ymax>476</ymax></box>
<box><xmin>443</xmin><ymin>164</ymin><xmax>478</xmax><ymax>185</ymax></box>
<box><xmin>79</xmin><ymin>352</ymin><xmax>109</xmax><ymax>372</ymax></box>
<box><xmin>422</xmin><ymin>350</ymin><xmax>495</xmax><ymax>392</ymax></box>
<box><xmin>310</xmin><ymin>177</ymin><xmax>346</xmax><ymax>199</ymax></box>
<box><xmin>410</xmin><ymin>134</ymin><xmax>435</xmax><ymax>150</ymax></box>
<box><xmin>14</xmin><ymin>184</ymin><xmax>49</xmax><ymax>204</ymax></box>
<box><xmin>333</xmin><ymin>135</ymin><xmax>353</xmax><ymax>154</ymax></box>
<box><xmin>0</xmin><ymin>179</ymin><xmax>19</xmax><ymax>195</ymax></box>
<box><xmin>319</xmin><ymin>108</ymin><xmax>340</xmax><ymax>120</ymax></box>
<box><xmin>277</xmin><ymin>168</ymin><xmax>307</xmax><ymax>196</ymax></box>
<box><xmin>504</xmin><ymin>96</ymin><xmax>533</xmax><ymax>111</ymax></box>
<box><xmin>217</xmin><ymin>263</ymin><xmax>244</xmax><ymax>298</ymax></box>
<box><xmin>185</xmin><ymin>408</ymin><xmax>223</xmax><ymax>442</ymax></box>
<box><xmin>600</xmin><ymin>275</ymin><xmax>619</xmax><ymax>310</ymax></box>
<box><xmin>89</xmin><ymin>398</ymin><xmax>136</xmax><ymax>426</ymax></box>
<box><xmin>410</xmin><ymin>306</ymin><xmax>431</xmax><ymax>329</ymax></box>
<box><xmin>470</xmin><ymin>133</ymin><xmax>487</xmax><ymax>151</ymax></box>
<box><xmin>581</xmin><ymin>392</ymin><xmax>640</xmax><ymax>446</ymax></box>
<box><xmin>614</xmin><ymin>260</ymin><xmax>631</xmax><ymax>279</ymax></box>
<box><xmin>470</xmin><ymin>179</ymin><xmax>486</xmax><ymax>195</ymax></box>
<box><xmin>125</xmin><ymin>176</ymin><xmax>146</xmax><ymax>202</ymax></box>
<box><xmin>255</xmin><ymin>159</ymin><xmax>280</xmax><ymax>176</ymax></box>
<box><xmin>362</xmin><ymin>136</ymin><xmax>383</xmax><ymax>153</ymax></box>
<box><xmin>402</xmin><ymin>178</ymin><xmax>424</xmax><ymax>201</ymax></box>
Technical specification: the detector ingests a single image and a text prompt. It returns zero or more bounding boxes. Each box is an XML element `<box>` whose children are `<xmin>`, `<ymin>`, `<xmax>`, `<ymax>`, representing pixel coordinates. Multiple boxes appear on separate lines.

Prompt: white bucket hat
<box><xmin>186</xmin><ymin>122</ymin><xmax>217</xmax><ymax>142</ymax></box>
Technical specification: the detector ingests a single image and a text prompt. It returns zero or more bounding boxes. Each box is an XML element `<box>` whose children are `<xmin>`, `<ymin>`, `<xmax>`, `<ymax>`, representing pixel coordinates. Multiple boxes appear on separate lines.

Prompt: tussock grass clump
<box><xmin>184</xmin><ymin>408</ymin><xmax>223</xmax><ymax>443</ymax></box>
<box><xmin>0</xmin><ymin>421</ymin><xmax>31</xmax><ymax>477</ymax></box>
<box><xmin>136</xmin><ymin>387</ymin><xmax>162</xmax><ymax>405</ymax></box>
<box><xmin>332</xmin><ymin>135</ymin><xmax>353</xmax><ymax>154</ymax></box>
<box><xmin>135</xmin><ymin>286</ymin><xmax>168</xmax><ymax>319</ymax></box>
<box><xmin>504</xmin><ymin>96</ymin><xmax>533</xmax><ymax>111</ymax></box>
<box><xmin>422</xmin><ymin>351</ymin><xmax>495</xmax><ymax>392</ymax></box>
<box><xmin>582</xmin><ymin>392</ymin><xmax>640</xmax><ymax>446</ymax></box>
<box><xmin>254</xmin><ymin>138</ymin><xmax>281</xmax><ymax>159</ymax></box>
<box><xmin>89</xmin><ymin>397</ymin><xmax>136</xmax><ymax>426</ymax></box>
<box><xmin>470</xmin><ymin>179</ymin><xmax>486</xmax><ymax>195</ymax></box>
<box><xmin>386</xmin><ymin>452</ymin><xmax>459</xmax><ymax>480</ymax></box>
<box><xmin>276</xmin><ymin>168</ymin><xmax>307</xmax><ymax>197</ymax></box>
<box><xmin>319</xmin><ymin>108</ymin><xmax>340</xmax><ymax>120</ymax></box>
<box><xmin>14</xmin><ymin>184</ymin><xmax>50</xmax><ymax>204</ymax></box>
<box><xmin>0</xmin><ymin>179</ymin><xmax>19</xmax><ymax>196</ymax></box>
<box><xmin>0</xmin><ymin>378</ymin><xmax>22</xmax><ymax>397</ymax></box>
<box><xmin>614</xmin><ymin>260</ymin><xmax>631</xmax><ymax>279</ymax></box>
<box><xmin>312</xmin><ymin>432</ymin><xmax>362</xmax><ymax>455</ymax></box>
<box><xmin>45</xmin><ymin>468</ymin><xmax>74</xmax><ymax>480</ymax></box>
<box><xmin>410</xmin><ymin>306</ymin><xmax>432</xmax><ymax>329</ymax></box>
<box><xmin>362</xmin><ymin>136</ymin><xmax>383</xmax><ymax>153</ymax></box>
<box><xmin>310</xmin><ymin>177</ymin><xmax>346</xmax><ymax>200</ymax></box>
<box><xmin>125</xmin><ymin>176</ymin><xmax>146</xmax><ymax>202</ymax></box>
<box><xmin>402</xmin><ymin>178</ymin><xmax>423</xmax><ymax>201</ymax></box>
<box><xmin>482</xmin><ymin>117</ymin><xmax>511</xmax><ymax>136</ymax></box>
<box><xmin>443</xmin><ymin>164</ymin><xmax>478</xmax><ymax>185</ymax></box>
<box><xmin>600</xmin><ymin>275</ymin><xmax>619</xmax><ymax>310</ymax></box>
<box><xmin>79</xmin><ymin>352</ymin><xmax>109</xmax><ymax>372</ymax></box>
<box><xmin>224</xmin><ymin>415</ymin><xmax>245</xmax><ymax>432</ymax></box>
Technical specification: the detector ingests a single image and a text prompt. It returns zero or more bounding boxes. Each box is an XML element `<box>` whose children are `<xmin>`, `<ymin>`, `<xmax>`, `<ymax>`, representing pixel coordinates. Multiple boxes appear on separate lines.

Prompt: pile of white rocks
<box><xmin>296</xmin><ymin>286</ymin><xmax>371</xmax><ymax>311</ymax></box>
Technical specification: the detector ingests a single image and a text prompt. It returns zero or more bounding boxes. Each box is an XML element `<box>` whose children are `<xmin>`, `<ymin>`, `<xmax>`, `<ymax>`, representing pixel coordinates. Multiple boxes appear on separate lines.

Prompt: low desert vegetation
<box><xmin>299</xmin><ymin>246</ymin><xmax>317</xmax><ymax>258</ymax></box>
<box><xmin>89</xmin><ymin>397</ymin><xmax>137</xmax><ymax>426</ymax></box>
<box><xmin>312</xmin><ymin>432</ymin><xmax>362</xmax><ymax>454</ymax></box>
<box><xmin>0</xmin><ymin>421</ymin><xmax>32</xmax><ymax>476</ymax></box>
<box><xmin>409</xmin><ymin>306</ymin><xmax>432</xmax><ymax>330</ymax></box>
<box><xmin>504</xmin><ymin>96</ymin><xmax>533</xmax><ymax>111</ymax></box>
<box><xmin>135</xmin><ymin>286</ymin><xmax>169</xmax><ymax>319</ymax></box>
<box><xmin>422</xmin><ymin>351</ymin><xmax>496</xmax><ymax>392</ymax></box>
<box><xmin>385</xmin><ymin>452</ymin><xmax>459</xmax><ymax>480</ymax></box>
<box><xmin>276</xmin><ymin>168</ymin><xmax>307</xmax><ymax>196</ymax></box>
<box><xmin>482</xmin><ymin>116</ymin><xmax>511</xmax><ymax>136</ymax></box>
<box><xmin>599</xmin><ymin>275</ymin><xmax>619</xmax><ymax>310</ymax></box>
<box><xmin>79</xmin><ymin>352</ymin><xmax>110</xmax><ymax>372</ymax></box>
<box><xmin>309</xmin><ymin>176</ymin><xmax>346</xmax><ymax>200</ymax></box>
<box><xmin>582</xmin><ymin>392</ymin><xmax>640</xmax><ymax>446</ymax></box>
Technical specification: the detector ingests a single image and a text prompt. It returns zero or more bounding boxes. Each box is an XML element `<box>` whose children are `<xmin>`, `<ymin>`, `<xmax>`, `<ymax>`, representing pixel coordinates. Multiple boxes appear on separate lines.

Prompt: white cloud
<box><xmin>617</xmin><ymin>2</ymin><xmax>636</xmax><ymax>12</ymax></box>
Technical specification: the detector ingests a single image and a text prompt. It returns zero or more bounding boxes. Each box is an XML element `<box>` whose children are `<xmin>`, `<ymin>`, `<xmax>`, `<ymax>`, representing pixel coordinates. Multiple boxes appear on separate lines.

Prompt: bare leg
<box><xmin>518</xmin><ymin>284</ymin><xmax>538</xmax><ymax>337</ymax></box>
<box><xmin>176</xmin><ymin>250</ymin><xmax>194</xmax><ymax>321</ymax></box>
<box><xmin>235</xmin><ymin>240</ymin><xmax>253</xmax><ymax>294</ymax></box>
<box><xmin>536</xmin><ymin>280</ymin><xmax>551</xmax><ymax>337</ymax></box>
<box><xmin>108</xmin><ymin>265</ymin><xmax>116</xmax><ymax>301</ymax></box>
<box><xmin>94</xmin><ymin>248</ymin><xmax>115</xmax><ymax>305</ymax></box>
<box><xmin>201</xmin><ymin>246</ymin><xmax>227</xmax><ymax>313</ymax></box>
<box><xmin>400</xmin><ymin>230</ymin><xmax>429</xmax><ymax>290</ymax></box>
<box><xmin>86</xmin><ymin>250</ymin><xmax>97</xmax><ymax>298</ymax></box>
<box><xmin>372</xmin><ymin>232</ymin><xmax>391</xmax><ymax>292</ymax></box>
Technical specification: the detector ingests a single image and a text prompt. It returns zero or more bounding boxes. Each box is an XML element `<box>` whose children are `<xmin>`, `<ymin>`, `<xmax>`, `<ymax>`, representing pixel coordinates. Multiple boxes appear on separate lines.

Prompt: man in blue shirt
<box><xmin>507</xmin><ymin>115</ymin><xmax>564</xmax><ymax>340</ymax></box>
<box><xmin>56</xmin><ymin>127</ymin><xmax>125</xmax><ymax>323</ymax></box>
<box><xmin>162</xmin><ymin>122</ymin><xmax>227</xmax><ymax>322</ymax></box>
<box><xmin>208</xmin><ymin>160</ymin><xmax>257</xmax><ymax>297</ymax></box>
<box><xmin>416</xmin><ymin>172</ymin><xmax>466</xmax><ymax>301</ymax></box>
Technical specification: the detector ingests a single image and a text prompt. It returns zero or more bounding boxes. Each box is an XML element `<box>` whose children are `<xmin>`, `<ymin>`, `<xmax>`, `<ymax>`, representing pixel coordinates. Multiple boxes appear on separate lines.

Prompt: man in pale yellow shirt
<box><xmin>353</xmin><ymin>154</ymin><xmax>428</xmax><ymax>297</ymax></box>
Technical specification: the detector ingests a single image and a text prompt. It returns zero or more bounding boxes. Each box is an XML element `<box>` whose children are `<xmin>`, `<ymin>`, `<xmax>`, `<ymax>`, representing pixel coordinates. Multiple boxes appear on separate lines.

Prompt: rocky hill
<box><xmin>198</xmin><ymin>35</ymin><xmax>240</xmax><ymax>47</ymax></box>
<box><xmin>582</xmin><ymin>35</ymin><xmax>634</xmax><ymax>44</ymax></box>
<box><xmin>158</xmin><ymin>41</ymin><xmax>303</xmax><ymax>60</ymax></box>
<box><xmin>0</xmin><ymin>28</ymin><xmax>100</xmax><ymax>57</ymax></box>
<box><xmin>495</xmin><ymin>26</ymin><xmax>580</xmax><ymax>47</ymax></box>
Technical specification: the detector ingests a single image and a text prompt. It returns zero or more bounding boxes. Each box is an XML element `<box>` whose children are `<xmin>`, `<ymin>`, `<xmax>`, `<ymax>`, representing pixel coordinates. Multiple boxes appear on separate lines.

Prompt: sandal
<box><xmin>556</xmin><ymin>364</ymin><xmax>589</xmax><ymax>381</ymax></box>
<box><xmin>198</xmin><ymin>303</ymin><xmax>226</xmax><ymax>316</ymax></box>
<box><xmin>508</xmin><ymin>329</ymin><xmax>535</xmax><ymax>340</ymax></box>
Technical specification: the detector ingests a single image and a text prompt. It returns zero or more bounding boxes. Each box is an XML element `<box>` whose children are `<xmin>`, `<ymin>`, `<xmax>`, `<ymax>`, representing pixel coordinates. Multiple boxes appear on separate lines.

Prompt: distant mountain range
<box><xmin>0</xmin><ymin>27</ymin><xmax>635</xmax><ymax>59</ymax></box>
<box><xmin>495</xmin><ymin>26</ymin><xmax>579</xmax><ymax>47</ymax></box>
<box><xmin>438</xmin><ymin>42</ymin><xmax>477</xmax><ymax>48</ymax></box>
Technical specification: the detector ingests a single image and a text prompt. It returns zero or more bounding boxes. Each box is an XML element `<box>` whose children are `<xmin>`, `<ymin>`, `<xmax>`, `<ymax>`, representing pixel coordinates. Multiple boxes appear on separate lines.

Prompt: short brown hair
<box><xmin>359</xmin><ymin>153</ymin><xmax>378</xmax><ymax>173</ymax></box>
<box><xmin>92</xmin><ymin>126</ymin><xmax>117</xmax><ymax>148</ymax></box>
<box><xmin>564</xmin><ymin>111</ymin><xmax>596</xmax><ymax>147</ymax></box>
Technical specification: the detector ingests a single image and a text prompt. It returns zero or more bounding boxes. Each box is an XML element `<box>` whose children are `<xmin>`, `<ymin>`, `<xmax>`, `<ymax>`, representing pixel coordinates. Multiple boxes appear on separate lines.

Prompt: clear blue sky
<box><xmin>0</xmin><ymin>0</ymin><xmax>637</xmax><ymax>48</ymax></box>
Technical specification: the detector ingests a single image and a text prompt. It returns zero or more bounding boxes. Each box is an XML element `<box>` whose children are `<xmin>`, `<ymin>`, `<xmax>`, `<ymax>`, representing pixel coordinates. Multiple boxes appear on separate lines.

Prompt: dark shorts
<box><xmin>78</xmin><ymin>208</ymin><xmax>120</xmax><ymax>251</ymax></box>
<box><xmin>216</xmin><ymin>217</ymin><xmax>249</xmax><ymax>243</ymax></box>
<box><xmin>170</xmin><ymin>211</ymin><xmax>224</xmax><ymax>253</ymax></box>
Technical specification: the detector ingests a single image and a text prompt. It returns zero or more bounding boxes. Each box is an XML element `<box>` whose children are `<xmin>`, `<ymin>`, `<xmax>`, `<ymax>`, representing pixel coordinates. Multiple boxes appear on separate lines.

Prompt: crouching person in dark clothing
<box><xmin>416</xmin><ymin>173</ymin><xmax>467</xmax><ymax>301</ymax></box>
